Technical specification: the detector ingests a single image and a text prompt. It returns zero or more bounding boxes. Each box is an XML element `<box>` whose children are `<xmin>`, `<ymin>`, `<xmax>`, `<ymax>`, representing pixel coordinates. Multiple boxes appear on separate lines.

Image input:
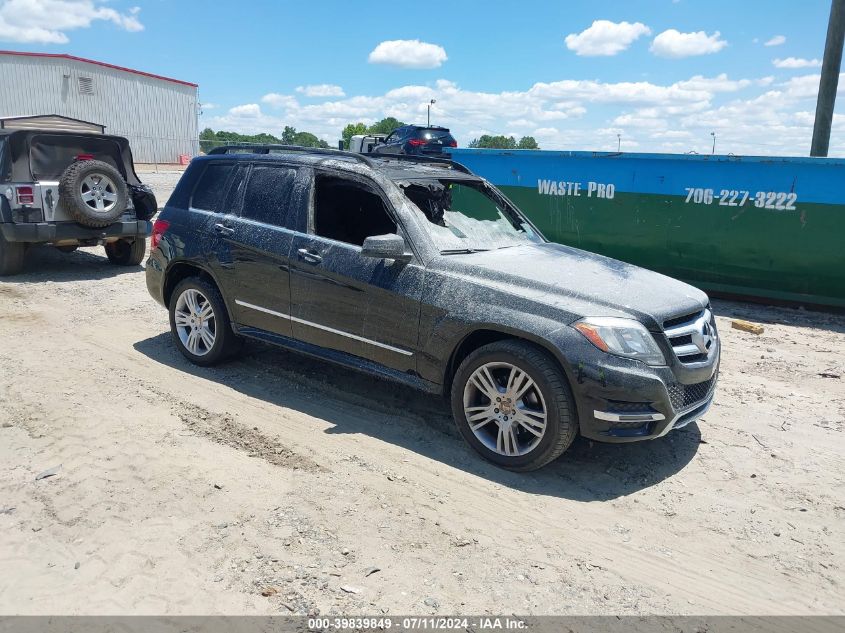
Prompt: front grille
<box><xmin>668</xmin><ymin>374</ymin><xmax>716</xmax><ymax>411</ymax></box>
<box><xmin>663</xmin><ymin>308</ymin><xmax>716</xmax><ymax>364</ymax></box>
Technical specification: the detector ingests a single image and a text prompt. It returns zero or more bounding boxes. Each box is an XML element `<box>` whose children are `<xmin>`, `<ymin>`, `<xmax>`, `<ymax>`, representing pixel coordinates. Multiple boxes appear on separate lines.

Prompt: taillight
<box><xmin>449</xmin><ymin>140</ymin><xmax>458</xmax><ymax>148</ymax></box>
<box><xmin>408</xmin><ymin>138</ymin><xmax>426</xmax><ymax>147</ymax></box>
<box><xmin>76</xmin><ymin>153</ymin><xmax>94</xmax><ymax>161</ymax></box>
<box><xmin>16</xmin><ymin>186</ymin><xmax>35</xmax><ymax>205</ymax></box>
<box><xmin>151</xmin><ymin>219</ymin><xmax>170</xmax><ymax>250</ymax></box>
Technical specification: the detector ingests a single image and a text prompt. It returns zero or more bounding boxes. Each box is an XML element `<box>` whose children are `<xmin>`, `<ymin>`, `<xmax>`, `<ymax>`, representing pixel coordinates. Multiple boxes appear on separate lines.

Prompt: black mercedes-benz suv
<box><xmin>146</xmin><ymin>145</ymin><xmax>719</xmax><ymax>471</ymax></box>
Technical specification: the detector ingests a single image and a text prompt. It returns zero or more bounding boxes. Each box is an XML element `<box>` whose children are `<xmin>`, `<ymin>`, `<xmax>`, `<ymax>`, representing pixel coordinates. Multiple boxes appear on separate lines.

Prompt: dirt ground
<box><xmin>0</xmin><ymin>174</ymin><xmax>843</xmax><ymax>615</ymax></box>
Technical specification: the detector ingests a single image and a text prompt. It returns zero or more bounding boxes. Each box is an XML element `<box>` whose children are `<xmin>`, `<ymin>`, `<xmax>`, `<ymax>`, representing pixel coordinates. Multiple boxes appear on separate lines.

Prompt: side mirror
<box><xmin>361</xmin><ymin>233</ymin><xmax>410</xmax><ymax>260</ymax></box>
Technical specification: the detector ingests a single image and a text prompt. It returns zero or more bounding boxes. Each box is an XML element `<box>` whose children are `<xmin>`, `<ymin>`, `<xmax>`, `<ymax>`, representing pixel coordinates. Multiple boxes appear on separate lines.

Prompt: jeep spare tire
<box><xmin>59</xmin><ymin>160</ymin><xmax>128</xmax><ymax>228</ymax></box>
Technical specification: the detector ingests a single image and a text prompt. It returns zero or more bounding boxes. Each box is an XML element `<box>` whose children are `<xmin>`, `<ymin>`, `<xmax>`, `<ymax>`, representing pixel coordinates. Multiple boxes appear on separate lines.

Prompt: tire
<box><xmin>0</xmin><ymin>231</ymin><xmax>25</xmax><ymax>276</ymax></box>
<box><xmin>59</xmin><ymin>160</ymin><xmax>128</xmax><ymax>228</ymax></box>
<box><xmin>168</xmin><ymin>277</ymin><xmax>241</xmax><ymax>366</ymax></box>
<box><xmin>450</xmin><ymin>340</ymin><xmax>578</xmax><ymax>471</ymax></box>
<box><xmin>105</xmin><ymin>238</ymin><xmax>146</xmax><ymax>266</ymax></box>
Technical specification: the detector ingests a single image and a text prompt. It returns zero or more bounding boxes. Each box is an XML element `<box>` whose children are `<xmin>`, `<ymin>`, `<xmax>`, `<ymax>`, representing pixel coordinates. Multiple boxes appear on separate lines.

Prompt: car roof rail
<box><xmin>370</xmin><ymin>153</ymin><xmax>473</xmax><ymax>175</ymax></box>
<box><xmin>206</xmin><ymin>144</ymin><xmax>375</xmax><ymax>166</ymax></box>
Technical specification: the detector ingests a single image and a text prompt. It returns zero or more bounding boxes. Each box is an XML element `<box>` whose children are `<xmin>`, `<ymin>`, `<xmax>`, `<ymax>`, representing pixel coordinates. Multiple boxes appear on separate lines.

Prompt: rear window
<box><xmin>192</xmin><ymin>162</ymin><xmax>234</xmax><ymax>212</ymax></box>
<box><xmin>415</xmin><ymin>128</ymin><xmax>453</xmax><ymax>141</ymax></box>
<box><xmin>29</xmin><ymin>134</ymin><xmax>124</xmax><ymax>180</ymax></box>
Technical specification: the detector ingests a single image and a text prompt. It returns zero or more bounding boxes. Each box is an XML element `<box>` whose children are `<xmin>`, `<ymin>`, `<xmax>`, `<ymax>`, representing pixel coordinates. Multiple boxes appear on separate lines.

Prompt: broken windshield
<box><xmin>400</xmin><ymin>179</ymin><xmax>543</xmax><ymax>253</ymax></box>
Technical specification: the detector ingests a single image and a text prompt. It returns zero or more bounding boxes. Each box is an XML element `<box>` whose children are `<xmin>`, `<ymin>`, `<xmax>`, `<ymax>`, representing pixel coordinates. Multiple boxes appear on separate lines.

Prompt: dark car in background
<box><xmin>0</xmin><ymin>129</ymin><xmax>156</xmax><ymax>275</ymax></box>
<box><xmin>372</xmin><ymin>125</ymin><xmax>457</xmax><ymax>156</ymax></box>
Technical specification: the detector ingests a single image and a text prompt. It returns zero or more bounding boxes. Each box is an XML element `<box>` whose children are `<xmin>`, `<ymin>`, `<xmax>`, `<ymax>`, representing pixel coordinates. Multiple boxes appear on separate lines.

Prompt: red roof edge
<box><xmin>0</xmin><ymin>50</ymin><xmax>198</xmax><ymax>88</ymax></box>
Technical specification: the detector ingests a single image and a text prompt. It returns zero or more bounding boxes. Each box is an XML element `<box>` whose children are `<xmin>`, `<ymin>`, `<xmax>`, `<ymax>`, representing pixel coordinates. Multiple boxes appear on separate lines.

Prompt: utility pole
<box><xmin>427</xmin><ymin>99</ymin><xmax>436</xmax><ymax>127</ymax></box>
<box><xmin>617</xmin><ymin>134</ymin><xmax>621</xmax><ymax>152</ymax></box>
<box><xmin>811</xmin><ymin>0</ymin><xmax>845</xmax><ymax>157</ymax></box>
<box><xmin>711</xmin><ymin>131</ymin><xmax>716</xmax><ymax>155</ymax></box>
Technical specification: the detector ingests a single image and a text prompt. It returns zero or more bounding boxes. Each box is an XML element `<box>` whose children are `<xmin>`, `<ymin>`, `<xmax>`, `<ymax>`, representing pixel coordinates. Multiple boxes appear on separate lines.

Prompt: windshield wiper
<box><xmin>440</xmin><ymin>248</ymin><xmax>491</xmax><ymax>255</ymax></box>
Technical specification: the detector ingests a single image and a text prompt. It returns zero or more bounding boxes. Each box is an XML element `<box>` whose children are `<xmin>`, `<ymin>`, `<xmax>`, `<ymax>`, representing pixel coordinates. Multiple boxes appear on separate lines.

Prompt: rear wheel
<box><xmin>105</xmin><ymin>238</ymin><xmax>145</xmax><ymax>266</ymax></box>
<box><xmin>168</xmin><ymin>277</ymin><xmax>241</xmax><ymax>366</ymax></box>
<box><xmin>0</xmin><ymin>231</ymin><xmax>25</xmax><ymax>276</ymax></box>
<box><xmin>451</xmin><ymin>340</ymin><xmax>578</xmax><ymax>471</ymax></box>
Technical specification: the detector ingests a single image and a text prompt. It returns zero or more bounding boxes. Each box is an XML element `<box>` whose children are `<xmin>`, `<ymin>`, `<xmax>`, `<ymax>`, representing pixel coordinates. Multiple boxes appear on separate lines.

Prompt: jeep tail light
<box><xmin>151</xmin><ymin>219</ymin><xmax>170</xmax><ymax>250</ymax></box>
<box><xmin>408</xmin><ymin>139</ymin><xmax>426</xmax><ymax>147</ymax></box>
<box><xmin>449</xmin><ymin>140</ymin><xmax>457</xmax><ymax>148</ymax></box>
<box><xmin>16</xmin><ymin>186</ymin><xmax>35</xmax><ymax>205</ymax></box>
<box><xmin>76</xmin><ymin>153</ymin><xmax>95</xmax><ymax>161</ymax></box>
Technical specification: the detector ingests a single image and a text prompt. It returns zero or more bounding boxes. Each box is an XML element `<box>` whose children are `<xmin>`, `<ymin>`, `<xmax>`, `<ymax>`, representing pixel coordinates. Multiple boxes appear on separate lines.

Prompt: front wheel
<box><xmin>105</xmin><ymin>238</ymin><xmax>146</xmax><ymax>266</ymax></box>
<box><xmin>168</xmin><ymin>277</ymin><xmax>241</xmax><ymax>366</ymax></box>
<box><xmin>450</xmin><ymin>340</ymin><xmax>578</xmax><ymax>471</ymax></box>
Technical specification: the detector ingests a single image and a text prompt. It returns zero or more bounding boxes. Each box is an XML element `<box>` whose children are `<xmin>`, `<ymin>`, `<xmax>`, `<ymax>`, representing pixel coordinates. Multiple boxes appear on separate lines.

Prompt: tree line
<box><xmin>199</xmin><ymin>126</ymin><xmax>330</xmax><ymax>151</ymax></box>
<box><xmin>200</xmin><ymin>119</ymin><xmax>540</xmax><ymax>152</ymax></box>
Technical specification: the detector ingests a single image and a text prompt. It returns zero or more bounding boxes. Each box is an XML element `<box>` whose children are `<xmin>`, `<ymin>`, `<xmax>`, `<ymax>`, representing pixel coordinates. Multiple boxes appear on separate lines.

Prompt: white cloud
<box><xmin>368</xmin><ymin>39</ymin><xmax>447</xmax><ymax>69</ymax></box>
<box><xmin>773</xmin><ymin>57</ymin><xmax>822</xmax><ymax>69</ymax></box>
<box><xmin>201</xmin><ymin>103</ymin><xmax>219</xmax><ymax>110</ymax></box>
<box><xmin>296</xmin><ymin>84</ymin><xmax>345</xmax><ymax>98</ymax></box>
<box><xmin>0</xmin><ymin>0</ymin><xmax>142</xmax><ymax>43</ymax></box>
<box><xmin>564</xmin><ymin>20</ymin><xmax>651</xmax><ymax>56</ymax></box>
<box><xmin>261</xmin><ymin>93</ymin><xmax>299</xmax><ymax>109</ymax></box>
<box><xmin>675</xmin><ymin>73</ymin><xmax>751</xmax><ymax>92</ymax></box>
<box><xmin>228</xmin><ymin>104</ymin><xmax>262</xmax><ymax>118</ymax></box>
<box><xmin>764</xmin><ymin>35</ymin><xmax>786</xmax><ymax>47</ymax></box>
<box><xmin>781</xmin><ymin>73</ymin><xmax>822</xmax><ymax>98</ymax></box>
<box><xmin>650</xmin><ymin>29</ymin><xmax>727</xmax><ymax>58</ymax></box>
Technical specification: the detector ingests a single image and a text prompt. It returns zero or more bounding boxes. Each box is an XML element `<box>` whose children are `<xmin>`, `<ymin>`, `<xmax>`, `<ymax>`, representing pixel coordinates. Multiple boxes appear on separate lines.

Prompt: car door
<box><xmin>218</xmin><ymin>162</ymin><xmax>310</xmax><ymax>338</ymax></box>
<box><xmin>288</xmin><ymin>170</ymin><xmax>424</xmax><ymax>374</ymax></box>
<box><xmin>189</xmin><ymin>159</ymin><xmax>244</xmax><ymax>296</ymax></box>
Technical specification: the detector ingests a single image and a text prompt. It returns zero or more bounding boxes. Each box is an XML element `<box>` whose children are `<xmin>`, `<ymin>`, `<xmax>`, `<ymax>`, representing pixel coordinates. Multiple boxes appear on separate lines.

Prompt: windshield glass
<box><xmin>400</xmin><ymin>179</ymin><xmax>543</xmax><ymax>253</ymax></box>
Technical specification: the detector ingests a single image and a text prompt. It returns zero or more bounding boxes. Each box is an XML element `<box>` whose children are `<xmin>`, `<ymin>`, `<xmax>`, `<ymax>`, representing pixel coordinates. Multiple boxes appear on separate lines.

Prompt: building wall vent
<box><xmin>78</xmin><ymin>76</ymin><xmax>94</xmax><ymax>95</ymax></box>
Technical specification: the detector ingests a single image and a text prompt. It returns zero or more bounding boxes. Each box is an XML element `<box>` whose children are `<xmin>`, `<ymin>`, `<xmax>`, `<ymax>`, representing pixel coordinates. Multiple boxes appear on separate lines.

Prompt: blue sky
<box><xmin>1</xmin><ymin>0</ymin><xmax>843</xmax><ymax>155</ymax></box>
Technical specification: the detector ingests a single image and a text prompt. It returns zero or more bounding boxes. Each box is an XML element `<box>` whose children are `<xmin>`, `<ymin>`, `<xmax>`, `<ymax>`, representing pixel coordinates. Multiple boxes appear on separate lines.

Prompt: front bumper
<box><xmin>548</xmin><ymin>326</ymin><xmax>719</xmax><ymax>443</ymax></box>
<box><xmin>0</xmin><ymin>220</ymin><xmax>152</xmax><ymax>243</ymax></box>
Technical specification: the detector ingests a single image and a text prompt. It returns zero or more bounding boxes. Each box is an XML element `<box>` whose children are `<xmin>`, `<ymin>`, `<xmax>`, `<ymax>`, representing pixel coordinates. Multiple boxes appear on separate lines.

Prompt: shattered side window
<box><xmin>401</xmin><ymin>179</ymin><xmax>542</xmax><ymax>253</ymax></box>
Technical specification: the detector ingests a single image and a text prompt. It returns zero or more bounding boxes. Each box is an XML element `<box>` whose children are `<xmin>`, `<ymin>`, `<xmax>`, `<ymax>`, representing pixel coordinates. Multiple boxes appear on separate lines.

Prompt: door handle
<box><xmin>297</xmin><ymin>248</ymin><xmax>322</xmax><ymax>264</ymax></box>
<box><xmin>214</xmin><ymin>223</ymin><xmax>234</xmax><ymax>237</ymax></box>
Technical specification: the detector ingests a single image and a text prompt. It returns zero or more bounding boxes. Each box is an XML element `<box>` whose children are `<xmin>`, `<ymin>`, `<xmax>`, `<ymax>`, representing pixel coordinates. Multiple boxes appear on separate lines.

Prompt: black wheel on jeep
<box><xmin>450</xmin><ymin>340</ymin><xmax>578</xmax><ymax>471</ymax></box>
<box><xmin>0</xmin><ymin>231</ymin><xmax>26</xmax><ymax>276</ymax></box>
<box><xmin>168</xmin><ymin>277</ymin><xmax>242</xmax><ymax>366</ymax></box>
<box><xmin>105</xmin><ymin>238</ymin><xmax>146</xmax><ymax>266</ymax></box>
<box><xmin>59</xmin><ymin>160</ymin><xmax>128</xmax><ymax>228</ymax></box>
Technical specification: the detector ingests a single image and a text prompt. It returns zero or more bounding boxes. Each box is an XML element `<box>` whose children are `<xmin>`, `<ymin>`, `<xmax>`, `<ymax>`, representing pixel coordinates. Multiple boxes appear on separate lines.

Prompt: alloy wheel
<box><xmin>174</xmin><ymin>288</ymin><xmax>216</xmax><ymax>356</ymax></box>
<box><xmin>462</xmin><ymin>361</ymin><xmax>547</xmax><ymax>457</ymax></box>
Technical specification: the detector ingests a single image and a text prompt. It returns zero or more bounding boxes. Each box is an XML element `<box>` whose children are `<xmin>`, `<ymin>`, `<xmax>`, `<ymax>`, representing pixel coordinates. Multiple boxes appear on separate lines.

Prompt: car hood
<box><xmin>433</xmin><ymin>242</ymin><xmax>708</xmax><ymax>329</ymax></box>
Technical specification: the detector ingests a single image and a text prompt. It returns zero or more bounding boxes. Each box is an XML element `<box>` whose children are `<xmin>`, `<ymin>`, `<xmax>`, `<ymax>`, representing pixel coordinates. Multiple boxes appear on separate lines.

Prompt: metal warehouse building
<box><xmin>0</xmin><ymin>50</ymin><xmax>198</xmax><ymax>163</ymax></box>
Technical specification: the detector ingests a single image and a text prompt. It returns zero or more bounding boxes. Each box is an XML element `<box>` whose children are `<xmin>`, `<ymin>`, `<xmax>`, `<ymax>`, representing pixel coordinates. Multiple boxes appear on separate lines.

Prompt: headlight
<box><xmin>573</xmin><ymin>317</ymin><xmax>666</xmax><ymax>366</ymax></box>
